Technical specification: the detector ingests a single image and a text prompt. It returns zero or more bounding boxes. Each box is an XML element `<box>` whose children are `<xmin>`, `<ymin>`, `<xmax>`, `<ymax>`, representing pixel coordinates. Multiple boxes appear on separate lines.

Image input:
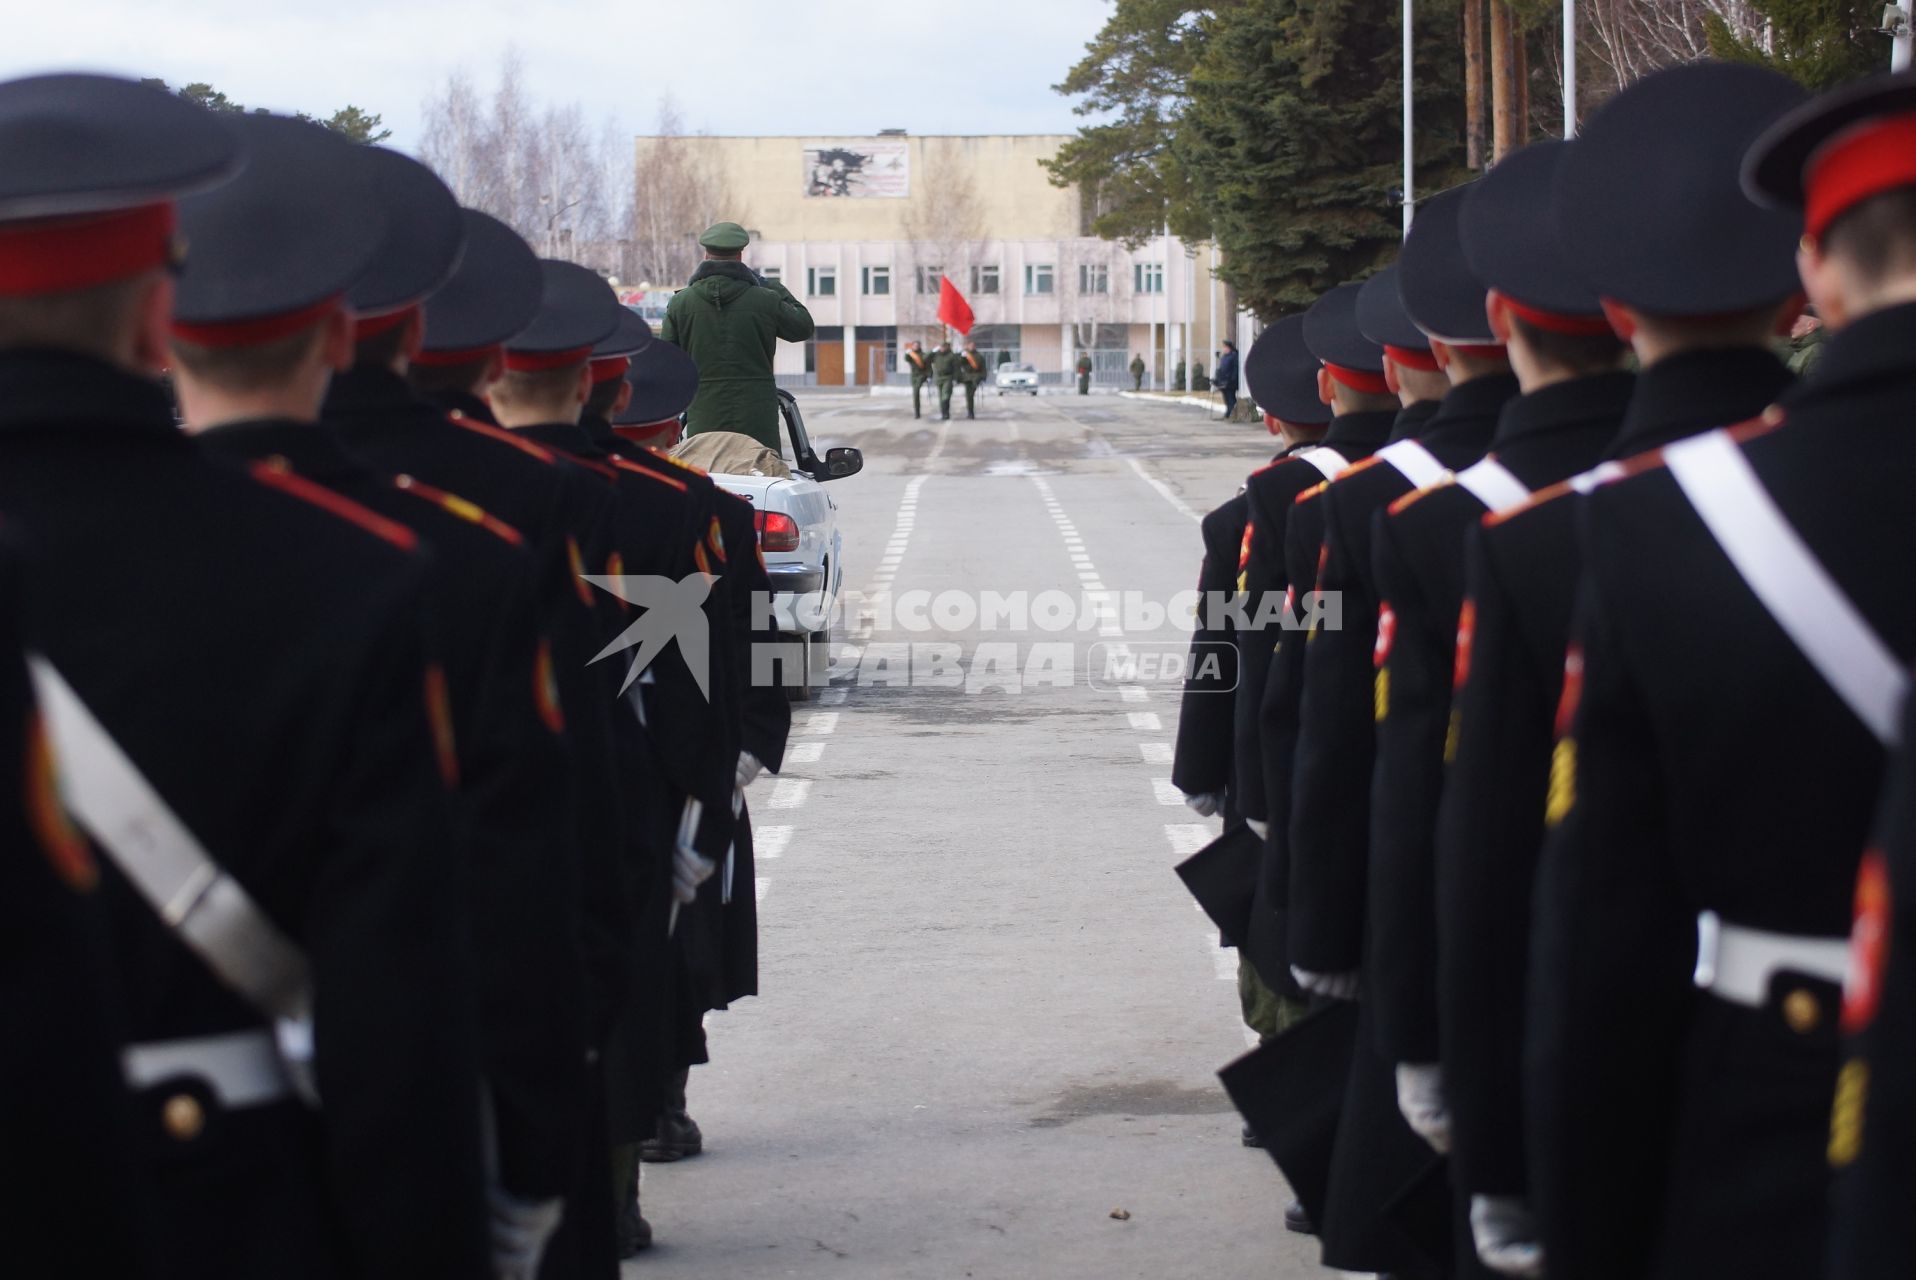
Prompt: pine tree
<box><xmin>1180</xmin><ymin>0</ymin><xmax>1467</xmax><ymax>317</ymax></box>
<box><xmin>1707</xmin><ymin>0</ymin><xmax>1886</xmax><ymax>90</ymax></box>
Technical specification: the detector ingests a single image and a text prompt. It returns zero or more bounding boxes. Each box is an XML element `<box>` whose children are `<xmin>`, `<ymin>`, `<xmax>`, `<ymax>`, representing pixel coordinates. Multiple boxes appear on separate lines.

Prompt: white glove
<box><xmin>1394</xmin><ymin>1062</ymin><xmax>1453</xmax><ymax>1154</ymax></box>
<box><xmin>489</xmin><ymin>1190</ymin><xmax>563</xmax><ymax>1280</ymax></box>
<box><xmin>1245</xmin><ymin>817</ymin><xmax>1270</xmax><ymax>840</ymax></box>
<box><xmin>736</xmin><ymin>750</ymin><xmax>763</xmax><ymax>789</ymax></box>
<box><xmin>673</xmin><ymin>842</ymin><xmax>717</xmax><ymax>905</ymax></box>
<box><xmin>1183</xmin><ymin>790</ymin><xmax>1225</xmax><ymax>817</ymax></box>
<box><xmin>1291</xmin><ymin>966</ymin><xmax>1360</xmax><ymax>1001</ymax></box>
<box><xmin>1470</xmin><ymin>1195</ymin><xmax>1545</xmax><ymax>1278</ymax></box>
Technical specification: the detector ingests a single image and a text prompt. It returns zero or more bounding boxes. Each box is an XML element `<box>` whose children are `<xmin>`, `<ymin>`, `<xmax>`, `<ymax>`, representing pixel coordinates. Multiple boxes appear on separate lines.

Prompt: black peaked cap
<box><xmin>615</xmin><ymin>339</ymin><xmax>700</xmax><ymax>425</ymax></box>
<box><xmin>348</xmin><ymin>146</ymin><xmax>464</xmax><ymax>314</ymax></box>
<box><xmin>1461</xmin><ymin>140</ymin><xmax>1602</xmax><ymax>319</ymax></box>
<box><xmin>174</xmin><ymin>114</ymin><xmax>384</xmax><ymax>326</ymax></box>
<box><xmin>1399</xmin><ymin>184</ymin><xmax>1494</xmax><ymax>344</ymax></box>
<box><xmin>1560</xmin><ymin>61</ymin><xmax>1807</xmax><ymax>315</ymax></box>
<box><xmin>0</xmin><ymin>73</ymin><xmax>240</xmax><ymax>219</ymax></box>
<box><xmin>1745</xmin><ymin>69</ymin><xmax>1916</xmax><ymax>210</ymax></box>
<box><xmin>1245</xmin><ymin>315</ymin><xmax>1332</xmax><ymax>426</ymax></box>
<box><xmin>421</xmin><ymin>209</ymin><xmax>540</xmax><ymax>353</ymax></box>
<box><xmin>508</xmin><ymin>259</ymin><xmax>622</xmax><ymax>355</ymax></box>
<box><xmin>1303</xmin><ymin>282</ymin><xmax>1384</xmax><ymax>373</ymax></box>
<box><xmin>1356</xmin><ymin>265</ymin><xmax>1428</xmax><ymax>353</ymax></box>
<box><xmin>594</xmin><ymin>306</ymin><xmax>654</xmax><ymax>360</ymax></box>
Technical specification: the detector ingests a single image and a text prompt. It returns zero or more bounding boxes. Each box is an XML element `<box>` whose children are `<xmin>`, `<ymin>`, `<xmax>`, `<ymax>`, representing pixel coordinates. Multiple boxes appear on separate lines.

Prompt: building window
<box><xmin>862</xmin><ymin>266</ymin><xmax>891</xmax><ymax>296</ymax></box>
<box><xmin>1025</xmin><ymin>263</ymin><xmax>1055</xmax><ymax>295</ymax></box>
<box><xmin>1078</xmin><ymin>264</ymin><xmax>1109</xmax><ymax>294</ymax></box>
<box><xmin>915</xmin><ymin>266</ymin><xmax>944</xmax><ymax>295</ymax></box>
<box><xmin>971</xmin><ymin>264</ymin><xmax>1000</xmax><ymax>295</ymax></box>
<box><xmin>1135</xmin><ymin>263</ymin><xmax>1165</xmax><ymax>294</ymax></box>
<box><xmin>808</xmin><ymin>266</ymin><xmax>837</xmax><ymax>297</ymax></box>
<box><xmin>760</xmin><ymin>266</ymin><xmax>781</xmax><ymax>282</ymax></box>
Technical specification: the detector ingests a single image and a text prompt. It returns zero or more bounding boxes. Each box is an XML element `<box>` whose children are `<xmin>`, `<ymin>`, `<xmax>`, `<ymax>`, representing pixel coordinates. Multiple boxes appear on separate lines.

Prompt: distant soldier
<box><xmin>958</xmin><ymin>339</ymin><xmax>987</xmax><ymax>419</ymax></box>
<box><xmin>1076</xmin><ymin>352</ymin><xmax>1094</xmax><ymax>394</ymax></box>
<box><xmin>930</xmin><ymin>339</ymin><xmax>960</xmax><ymax>420</ymax></box>
<box><xmin>660</xmin><ymin>221</ymin><xmax>814</xmax><ymax>454</ymax></box>
<box><xmin>1130</xmin><ymin>352</ymin><xmax>1146</xmax><ymax>390</ymax></box>
<box><xmin>903</xmin><ymin>339</ymin><xmax>931</xmax><ymax>419</ymax></box>
<box><xmin>1214</xmin><ymin>340</ymin><xmax>1240</xmax><ymax>417</ymax></box>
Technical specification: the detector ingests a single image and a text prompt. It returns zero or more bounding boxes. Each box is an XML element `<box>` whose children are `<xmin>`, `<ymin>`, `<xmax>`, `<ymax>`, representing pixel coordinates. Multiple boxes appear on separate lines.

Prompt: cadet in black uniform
<box><xmin>1431</xmin><ymin>64</ymin><xmax>1806</xmax><ymax>1276</ymax></box>
<box><xmin>0</xmin><ymin>550</ymin><xmax>153</xmax><ymax>1278</ymax></box>
<box><xmin>1528</xmin><ymin>69</ymin><xmax>1916</xmax><ymax>1280</ymax></box>
<box><xmin>1831</xmin><ymin>692</ymin><xmax>1916</xmax><ymax>1279</ymax></box>
<box><xmin>0</xmin><ymin>75</ymin><xmax>490</xmax><ymax>1278</ymax></box>
<box><xmin>175</xmin><ymin>117</ymin><xmax>590</xmax><ymax>1278</ymax></box>
<box><xmin>328</xmin><ymin>207</ymin><xmax>639</xmax><ymax>1277</ymax></box>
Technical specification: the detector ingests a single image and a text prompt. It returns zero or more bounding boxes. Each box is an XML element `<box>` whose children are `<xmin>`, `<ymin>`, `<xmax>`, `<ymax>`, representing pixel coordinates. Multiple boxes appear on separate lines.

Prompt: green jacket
<box><xmin>661</xmin><ymin>260</ymin><xmax>814</xmax><ymax>451</ymax></box>
<box><xmin>929</xmin><ymin>348</ymin><xmax>961</xmax><ymax>383</ymax></box>
<box><xmin>904</xmin><ymin>348</ymin><xmax>932</xmax><ymax>386</ymax></box>
<box><xmin>1129</xmin><ymin>357</ymin><xmax>1146</xmax><ymax>376</ymax></box>
<box><xmin>958</xmin><ymin>350</ymin><xmax>987</xmax><ymax>384</ymax></box>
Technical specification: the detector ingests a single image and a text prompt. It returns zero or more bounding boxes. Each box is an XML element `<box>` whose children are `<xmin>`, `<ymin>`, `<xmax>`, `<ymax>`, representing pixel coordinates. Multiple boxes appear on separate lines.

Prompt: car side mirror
<box><xmin>824</xmin><ymin>446</ymin><xmax>864</xmax><ymax>480</ymax></box>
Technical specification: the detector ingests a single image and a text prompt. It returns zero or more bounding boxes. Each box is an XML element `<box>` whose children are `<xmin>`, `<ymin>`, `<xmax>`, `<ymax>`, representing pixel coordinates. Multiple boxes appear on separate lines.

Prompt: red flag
<box><xmin>937</xmin><ymin>275</ymin><xmax>974</xmax><ymax>335</ymax></box>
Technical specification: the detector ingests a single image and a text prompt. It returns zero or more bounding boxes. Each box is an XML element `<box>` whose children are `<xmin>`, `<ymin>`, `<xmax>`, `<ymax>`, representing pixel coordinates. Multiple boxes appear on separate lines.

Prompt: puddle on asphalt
<box><xmin>1029</xmin><ymin>1079</ymin><xmax>1237</xmax><ymax>1128</ymax></box>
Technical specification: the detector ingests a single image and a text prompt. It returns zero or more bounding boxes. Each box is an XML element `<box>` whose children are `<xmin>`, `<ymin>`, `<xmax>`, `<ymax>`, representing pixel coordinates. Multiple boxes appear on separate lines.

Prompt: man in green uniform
<box><xmin>903</xmin><ymin>340</ymin><xmax>931</xmax><ymax>419</ymax></box>
<box><xmin>1076</xmin><ymin>352</ymin><xmax>1093</xmax><ymax>395</ymax></box>
<box><xmin>929</xmin><ymin>340</ymin><xmax>960</xmax><ymax>420</ymax></box>
<box><xmin>1129</xmin><ymin>352</ymin><xmax>1146</xmax><ymax>390</ymax></box>
<box><xmin>660</xmin><ymin>221</ymin><xmax>814</xmax><ymax>453</ymax></box>
<box><xmin>958</xmin><ymin>340</ymin><xmax>987</xmax><ymax>420</ymax></box>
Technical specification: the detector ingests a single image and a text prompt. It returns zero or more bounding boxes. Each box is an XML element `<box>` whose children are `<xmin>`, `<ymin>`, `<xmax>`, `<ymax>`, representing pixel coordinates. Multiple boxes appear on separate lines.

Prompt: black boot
<box><xmin>1283</xmin><ymin>1199</ymin><xmax>1315</xmax><ymax>1235</ymax></box>
<box><xmin>640</xmin><ymin>1068</ymin><xmax>704</xmax><ymax>1163</ymax></box>
<box><xmin>614</xmin><ymin>1146</ymin><xmax>653</xmax><ymax>1258</ymax></box>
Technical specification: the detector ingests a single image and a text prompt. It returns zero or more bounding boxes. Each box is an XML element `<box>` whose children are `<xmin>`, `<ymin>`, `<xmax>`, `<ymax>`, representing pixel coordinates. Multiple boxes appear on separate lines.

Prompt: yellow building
<box><xmin>643</xmin><ymin>131</ymin><xmax>1242</xmax><ymax>389</ymax></box>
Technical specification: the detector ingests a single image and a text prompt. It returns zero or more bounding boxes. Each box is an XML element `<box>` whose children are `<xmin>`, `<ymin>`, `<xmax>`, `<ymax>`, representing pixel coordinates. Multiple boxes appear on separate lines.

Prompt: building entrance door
<box><xmin>815</xmin><ymin>340</ymin><xmax>845</xmax><ymax>386</ymax></box>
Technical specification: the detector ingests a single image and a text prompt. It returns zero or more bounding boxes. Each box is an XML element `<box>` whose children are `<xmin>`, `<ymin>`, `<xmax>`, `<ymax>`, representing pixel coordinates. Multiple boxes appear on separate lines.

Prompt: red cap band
<box><xmin>1324</xmin><ymin>362</ymin><xmax>1391</xmax><ymax>395</ymax></box>
<box><xmin>171</xmin><ymin>294</ymin><xmax>343</xmax><ymax>349</ymax></box>
<box><xmin>614</xmin><ymin>421</ymin><xmax>682</xmax><ymax>449</ymax></box>
<box><xmin>590</xmin><ymin>356</ymin><xmax>631</xmax><ymax>384</ymax></box>
<box><xmin>503</xmin><ymin>346</ymin><xmax>594</xmax><ymax>373</ymax></box>
<box><xmin>1452</xmin><ymin>343</ymin><xmax>1509</xmax><ymax>360</ymax></box>
<box><xmin>412</xmin><ymin>343</ymin><xmax>500</xmax><ymax>368</ymax></box>
<box><xmin>353</xmin><ymin>304</ymin><xmax>419</xmax><ymax>341</ymax></box>
<box><xmin>1383</xmin><ymin>344</ymin><xmax>1441</xmax><ymax>373</ymax></box>
<box><xmin>1498</xmin><ymin>293</ymin><xmax>1616</xmax><ymax>338</ymax></box>
<box><xmin>1805</xmin><ymin>114</ymin><xmax>1916</xmax><ymax>242</ymax></box>
<box><xmin>0</xmin><ymin>203</ymin><xmax>178</xmax><ymax>297</ymax></box>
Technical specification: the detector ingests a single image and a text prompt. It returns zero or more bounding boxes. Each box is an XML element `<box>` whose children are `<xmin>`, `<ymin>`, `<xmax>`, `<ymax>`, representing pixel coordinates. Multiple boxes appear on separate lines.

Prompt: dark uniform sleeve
<box><xmin>1435</xmin><ymin>526</ymin><xmax>1557</xmax><ymax>1200</ymax></box>
<box><xmin>1260</xmin><ymin>496</ymin><xmax>1327</xmax><ymax>905</ymax></box>
<box><xmin>1172</xmin><ymin>501</ymin><xmax>1242</xmax><ymax>799</ymax></box>
<box><xmin>461</xmin><ymin>566</ymin><xmax>588</xmax><ymax>1202</ymax></box>
<box><xmin>1526</xmin><ymin>573</ymin><xmax>1693</xmax><ymax>1280</ymax></box>
<box><xmin>763</xmin><ymin>278</ymin><xmax>815</xmax><ymax>342</ymax></box>
<box><xmin>1232</xmin><ymin>478</ymin><xmax>1288</xmax><ymax>822</ymax></box>
<box><xmin>1287</xmin><ymin>492</ymin><xmax>1378</xmax><ymax>975</ymax></box>
<box><xmin>1366</xmin><ymin>508</ymin><xmax>1458</xmax><ymax>1065</ymax></box>
<box><xmin>309</xmin><ymin>589</ymin><xmax>491</xmax><ymax>1278</ymax></box>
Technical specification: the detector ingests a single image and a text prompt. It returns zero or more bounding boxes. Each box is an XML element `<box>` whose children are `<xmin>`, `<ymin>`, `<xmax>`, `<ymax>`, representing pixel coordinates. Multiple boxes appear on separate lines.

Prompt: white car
<box><xmin>689</xmin><ymin>391</ymin><xmax>861</xmax><ymax>699</ymax></box>
<box><xmin>995</xmin><ymin>362</ymin><xmax>1040</xmax><ymax>395</ymax></box>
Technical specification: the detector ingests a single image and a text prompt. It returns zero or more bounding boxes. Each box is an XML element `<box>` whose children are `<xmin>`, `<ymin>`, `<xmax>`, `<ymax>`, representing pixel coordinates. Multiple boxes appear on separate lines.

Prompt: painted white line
<box><xmin>1164</xmin><ymin>823</ymin><xmax>1211</xmax><ymax>857</ymax></box>
<box><xmin>819</xmin><ymin>687</ymin><xmax>848</xmax><ymax>706</ymax></box>
<box><xmin>756</xmin><ymin>826</ymin><xmax>793</xmax><ymax>859</ymax></box>
<box><xmin>1119</xmin><ymin>686</ymin><xmax>1149</xmax><ymax>703</ymax></box>
<box><xmin>1124</xmin><ymin>455</ymin><xmax>1203</xmax><ymax>525</ymax></box>
<box><xmin>786</xmin><ymin>741</ymin><xmax>825</xmax><ymax>764</ymax></box>
<box><xmin>1127</xmin><ymin>711</ymin><xmax>1163</xmax><ymax>732</ymax></box>
<box><xmin>799</xmin><ymin>712</ymin><xmax>839</xmax><ymax>736</ymax></box>
<box><xmin>1139</xmin><ymin>742</ymin><xmax>1174</xmax><ymax>763</ymax></box>
<box><xmin>769</xmin><ymin>778</ymin><xmax>812</xmax><ymax>810</ymax></box>
<box><xmin>1152</xmin><ymin>778</ymin><xmax>1185</xmax><ymax>806</ymax></box>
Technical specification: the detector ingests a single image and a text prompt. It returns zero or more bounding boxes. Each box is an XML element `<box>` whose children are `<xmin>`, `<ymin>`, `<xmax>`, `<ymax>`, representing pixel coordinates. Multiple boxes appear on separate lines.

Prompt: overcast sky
<box><xmin>7</xmin><ymin>1</ymin><xmax>1116</xmax><ymax>151</ymax></box>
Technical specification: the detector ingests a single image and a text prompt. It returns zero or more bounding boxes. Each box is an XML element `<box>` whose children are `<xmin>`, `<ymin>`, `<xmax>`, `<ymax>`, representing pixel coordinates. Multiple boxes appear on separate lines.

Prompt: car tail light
<box><xmin>755</xmin><ymin>510</ymin><xmax>800</xmax><ymax>552</ymax></box>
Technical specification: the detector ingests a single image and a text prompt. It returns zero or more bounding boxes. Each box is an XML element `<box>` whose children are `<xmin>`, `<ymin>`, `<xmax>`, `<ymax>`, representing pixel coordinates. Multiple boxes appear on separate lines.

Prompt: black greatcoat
<box><xmin>0</xmin><ymin>548</ymin><xmax>155</xmax><ymax>1278</ymax></box>
<box><xmin>1830</xmin><ymin>690</ymin><xmax>1916</xmax><ymax>1279</ymax></box>
<box><xmin>0</xmin><ymin>350</ymin><xmax>490</xmax><ymax>1279</ymax></box>
<box><xmin>1528</xmin><ymin>303</ymin><xmax>1916</xmax><ymax>1280</ymax></box>
<box><xmin>1436</xmin><ymin>348</ymin><xmax>1792</xmax><ymax>1206</ymax></box>
<box><xmin>197</xmin><ymin>419</ymin><xmax>591</xmax><ymax>1208</ymax></box>
<box><xmin>1171</xmin><ymin>487</ymin><xmax>1256</xmax><ymax>803</ymax></box>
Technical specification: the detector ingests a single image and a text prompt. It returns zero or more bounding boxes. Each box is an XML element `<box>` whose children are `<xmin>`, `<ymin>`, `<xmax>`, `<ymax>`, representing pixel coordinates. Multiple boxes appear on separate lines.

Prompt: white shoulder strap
<box><xmin>1568</xmin><ymin>460</ymin><xmax>1626</xmax><ymax>495</ymax></box>
<box><xmin>1296</xmin><ymin>447</ymin><xmax>1351</xmax><ymax>481</ymax></box>
<box><xmin>27</xmin><ymin>656</ymin><xmax>314</xmax><ymax>1023</ymax></box>
<box><xmin>1453</xmin><ymin>457</ymin><xmax>1532</xmax><ymax>513</ymax></box>
<box><xmin>1375</xmin><ymin>439</ymin><xmax>1450</xmax><ymax>491</ymax></box>
<box><xmin>1664</xmin><ymin>429</ymin><xmax>1906</xmax><ymax>746</ymax></box>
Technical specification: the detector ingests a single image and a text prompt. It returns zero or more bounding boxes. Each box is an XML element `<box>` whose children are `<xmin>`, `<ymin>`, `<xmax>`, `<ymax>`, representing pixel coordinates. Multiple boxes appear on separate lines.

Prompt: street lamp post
<box><xmin>1895</xmin><ymin>1</ymin><xmax>1914</xmax><ymax>72</ymax></box>
<box><xmin>1403</xmin><ymin>0</ymin><xmax>1415</xmax><ymax>237</ymax></box>
<box><xmin>1564</xmin><ymin>0</ymin><xmax>1578</xmax><ymax>137</ymax></box>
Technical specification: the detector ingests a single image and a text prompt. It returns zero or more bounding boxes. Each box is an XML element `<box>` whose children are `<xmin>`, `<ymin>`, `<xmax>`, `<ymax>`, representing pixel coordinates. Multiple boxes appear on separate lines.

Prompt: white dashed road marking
<box><xmin>786</xmin><ymin>741</ymin><xmax>825</xmax><ymax>765</ymax></box>
<box><xmin>769</xmin><ymin>778</ymin><xmax>813</xmax><ymax>810</ymax></box>
<box><xmin>756</xmin><ymin>826</ymin><xmax>793</xmax><ymax>859</ymax></box>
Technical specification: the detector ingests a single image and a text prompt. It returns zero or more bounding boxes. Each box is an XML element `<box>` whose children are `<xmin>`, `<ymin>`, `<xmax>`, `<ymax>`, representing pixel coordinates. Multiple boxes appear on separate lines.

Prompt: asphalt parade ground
<box><xmin>635</xmin><ymin>389</ymin><xmax>1355</xmax><ymax>1279</ymax></box>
